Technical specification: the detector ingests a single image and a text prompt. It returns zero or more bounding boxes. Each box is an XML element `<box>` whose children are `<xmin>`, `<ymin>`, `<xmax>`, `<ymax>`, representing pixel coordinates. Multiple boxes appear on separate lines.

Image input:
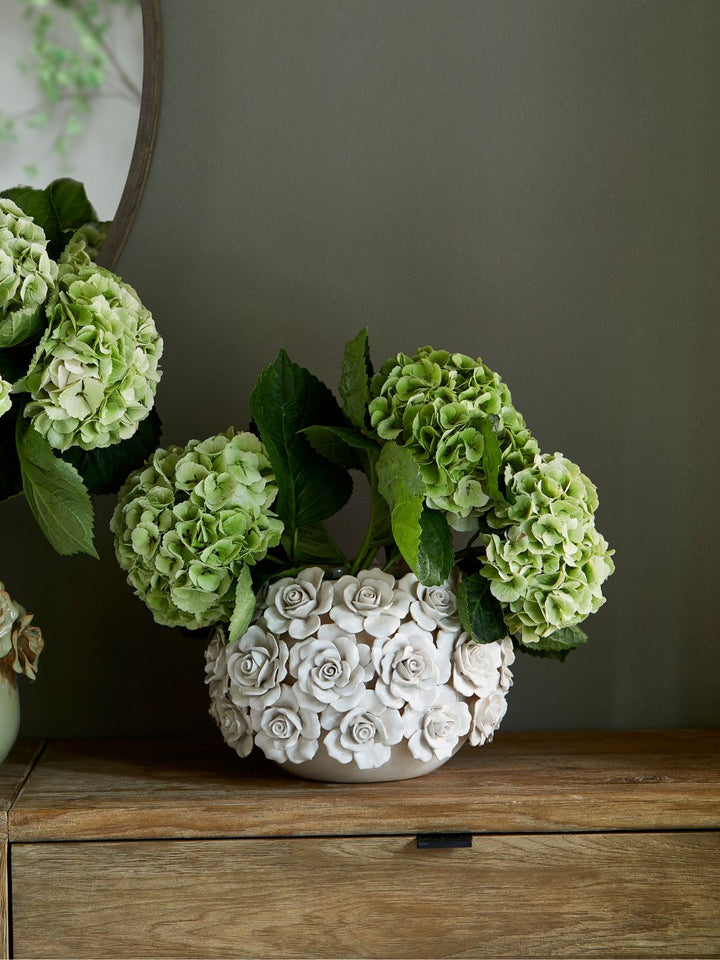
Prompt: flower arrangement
<box><xmin>0</xmin><ymin>178</ymin><xmax>163</xmax><ymax>558</ymax></box>
<box><xmin>112</xmin><ymin>330</ymin><xmax>614</xmax><ymax>775</ymax></box>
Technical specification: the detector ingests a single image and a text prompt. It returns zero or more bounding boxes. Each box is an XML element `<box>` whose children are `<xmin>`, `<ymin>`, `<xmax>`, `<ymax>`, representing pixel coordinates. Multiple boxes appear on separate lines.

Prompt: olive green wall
<box><xmin>7</xmin><ymin>0</ymin><xmax>720</xmax><ymax>738</ymax></box>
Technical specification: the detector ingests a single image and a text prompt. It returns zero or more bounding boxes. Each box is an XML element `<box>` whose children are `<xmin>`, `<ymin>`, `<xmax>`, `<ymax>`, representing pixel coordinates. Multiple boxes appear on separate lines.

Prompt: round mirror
<box><xmin>0</xmin><ymin>0</ymin><xmax>162</xmax><ymax>268</ymax></box>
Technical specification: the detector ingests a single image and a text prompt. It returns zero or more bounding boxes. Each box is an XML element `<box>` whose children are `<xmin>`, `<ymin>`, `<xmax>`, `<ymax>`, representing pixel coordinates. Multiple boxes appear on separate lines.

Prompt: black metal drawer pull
<box><xmin>416</xmin><ymin>833</ymin><xmax>473</xmax><ymax>849</ymax></box>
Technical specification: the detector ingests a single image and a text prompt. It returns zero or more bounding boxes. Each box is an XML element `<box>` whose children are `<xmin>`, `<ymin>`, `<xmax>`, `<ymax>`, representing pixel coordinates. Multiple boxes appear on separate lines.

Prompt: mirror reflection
<box><xmin>0</xmin><ymin>0</ymin><xmax>143</xmax><ymax>221</ymax></box>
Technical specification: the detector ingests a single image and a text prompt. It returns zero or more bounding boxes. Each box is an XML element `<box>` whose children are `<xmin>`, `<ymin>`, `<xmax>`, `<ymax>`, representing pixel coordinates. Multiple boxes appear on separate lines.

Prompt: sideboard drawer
<box><xmin>11</xmin><ymin>831</ymin><xmax>720</xmax><ymax>958</ymax></box>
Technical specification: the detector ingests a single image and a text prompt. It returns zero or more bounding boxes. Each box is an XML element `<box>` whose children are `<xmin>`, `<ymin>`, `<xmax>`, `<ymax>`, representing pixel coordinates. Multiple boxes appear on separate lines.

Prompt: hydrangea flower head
<box><xmin>480</xmin><ymin>452</ymin><xmax>615</xmax><ymax>643</ymax></box>
<box><xmin>111</xmin><ymin>429</ymin><xmax>283</xmax><ymax>630</ymax></box>
<box><xmin>0</xmin><ymin>197</ymin><xmax>58</xmax><ymax>347</ymax></box>
<box><xmin>368</xmin><ymin>346</ymin><xmax>538</xmax><ymax>530</ymax></box>
<box><xmin>21</xmin><ymin>263</ymin><xmax>162</xmax><ymax>450</ymax></box>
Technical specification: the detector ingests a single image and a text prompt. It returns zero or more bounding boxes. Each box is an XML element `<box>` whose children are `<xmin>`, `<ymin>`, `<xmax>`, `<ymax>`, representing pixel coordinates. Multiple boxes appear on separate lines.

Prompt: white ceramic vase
<box><xmin>206</xmin><ymin>567</ymin><xmax>514</xmax><ymax>783</ymax></box>
<box><xmin>0</xmin><ymin>674</ymin><xmax>20</xmax><ymax>764</ymax></box>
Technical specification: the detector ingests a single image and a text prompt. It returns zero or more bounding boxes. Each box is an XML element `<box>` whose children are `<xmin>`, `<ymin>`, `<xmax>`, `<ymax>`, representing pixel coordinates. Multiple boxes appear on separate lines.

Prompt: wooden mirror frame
<box><xmin>98</xmin><ymin>0</ymin><xmax>162</xmax><ymax>269</ymax></box>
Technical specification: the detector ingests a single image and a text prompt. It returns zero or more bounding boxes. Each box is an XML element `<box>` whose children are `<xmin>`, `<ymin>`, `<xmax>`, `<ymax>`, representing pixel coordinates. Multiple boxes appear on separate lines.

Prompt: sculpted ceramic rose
<box><xmin>409</xmin><ymin>578</ymin><xmax>461</xmax><ymax>633</ymax></box>
<box><xmin>469</xmin><ymin>691</ymin><xmax>508</xmax><ymax>746</ymax></box>
<box><xmin>289</xmin><ymin>623</ymin><xmax>372</xmax><ymax>711</ymax></box>
<box><xmin>204</xmin><ymin>626</ymin><xmax>230</xmax><ymax>699</ymax></box>
<box><xmin>330</xmin><ymin>569</ymin><xmax>414</xmax><ymax>638</ymax></box>
<box><xmin>210</xmin><ymin>696</ymin><xmax>254</xmax><ymax>758</ymax></box>
<box><xmin>0</xmin><ymin>587</ymin><xmax>19</xmax><ymax>659</ymax></box>
<box><xmin>226</xmin><ymin>625</ymin><xmax>288</xmax><ymax>708</ymax></box>
<box><xmin>262</xmin><ymin>567</ymin><xmax>333</xmax><ymax>639</ymax></box>
<box><xmin>322</xmin><ymin>689</ymin><xmax>404</xmax><ymax>769</ymax></box>
<box><xmin>372</xmin><ymin>622</ymin><xmax>450</xmax><ymax>711</ymax></box>
<box><xmin>451</xmin><ymin>633</ymin><xmax>504</xmax><ymax>698</ymax></box>
<box><xmin>403</xmin><ymin>685</ymin><xmax>472</xmax><ymax>762</ymax></box>
<box><xmin>251</xmin><ymin>687</ymin><xmax>321</xmax><ymax>764</ymax></box>
<box><xmin>498</xmin><ymin>636</ymin><xmax>516</xmax><ymax>692</ymax></box>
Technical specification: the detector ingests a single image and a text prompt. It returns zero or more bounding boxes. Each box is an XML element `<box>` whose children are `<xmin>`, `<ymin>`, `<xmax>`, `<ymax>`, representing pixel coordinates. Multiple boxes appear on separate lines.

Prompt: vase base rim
<box><xmin>273</xmin><ymin>738</ymin><xmax>464</xmax><ymax>783</ymax></box>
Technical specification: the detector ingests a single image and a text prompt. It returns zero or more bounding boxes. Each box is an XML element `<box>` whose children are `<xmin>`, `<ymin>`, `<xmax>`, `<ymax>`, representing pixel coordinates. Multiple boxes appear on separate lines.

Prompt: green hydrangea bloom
<box><xmin>59</xmin><ymin>221</ymin><xmax>109</xmax><ymax>269</ymax></box>
<box><xmin>111</xmin><ymin>430</ymin><xmax>284</xmax><ymax>630</ymax></box>
<box><xmin>0</xmin><ymin>376</ymin><xmax>11</xmax><ymax>418</ymax></box>
<box><xmin>0</xmin><ymin>198</ymin><xmax>58</xmax><ymax>348</ymax></box>
<box><xmin>480</xmin><ymin>453</ymin><xmax>615</xmax><ymax>644</ymax></box>
<box><xmin>368</xmin><ymin>346</ymin><xmax>538</xmax><ymax>530</ymax></box>
<box><xmin>21</xmin><ymin>263</ymin><xmax>163</xmax><ymax>451</ymax></box>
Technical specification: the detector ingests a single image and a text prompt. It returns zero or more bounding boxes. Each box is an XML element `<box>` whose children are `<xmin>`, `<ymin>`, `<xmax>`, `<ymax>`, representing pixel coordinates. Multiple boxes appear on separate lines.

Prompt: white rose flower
<box><xmin>204</xmin><ymin>625</ymin><xmax>230</xmax><ymax>699</ymax></box>
<box><xmin>403</xmin><ymin>685</ymin><xmax>472</xmax><ymax>762</ymax></box>
<box><xmin>499</xmin><ymin>636</ymin><xmax>515</xmax><ymax>691</ymax></box>
<box><xmin>289</xmin><ymin>623</ymin><xmax>372</xmax><ymax>711</ymax></box>
<box><xmin>251</xmin><ymin>686</ymin><xmax>321</xmax><ymax>764</ymax></box>
<box><xmin>227</xmin><ymin>625</ymin><xmax>288</xmax><ymax>708</ymax></box>
<box><xmin>329</xmin><ymin>568</ymin><xmax>414</xmax><ymax>638</ymax></box>
<box><xmin>469</xmin><ymin>691</ymin><xmax>508</xmax><ymax>746</ymax></box>
<box><xmin>210</xmin><ymin>695</ymin><xmax>254</xmax><ymax>758</ymax></box>
<box><xmin>451</xmin><ymin>633</ymin><xmax>503</xmax><ymax>698</ymax></box>
<box><xmin>372</xmin><ymin>622</ymin><xmax>450</xmax><ymax>711</ymax></box>
<box><xmin>409</xmin><ymin>578</ymin><xmax>461</xmax><ymax>633</ymax></box>
<box><xmin>323</xmin><ymin>689</ymin><xmax>404</xmax><ymax>770</ymax></box>
<box><xmin>262</xmin><ymin>567</ymin><xmax>333</xmax><ymax>639</ymax></box>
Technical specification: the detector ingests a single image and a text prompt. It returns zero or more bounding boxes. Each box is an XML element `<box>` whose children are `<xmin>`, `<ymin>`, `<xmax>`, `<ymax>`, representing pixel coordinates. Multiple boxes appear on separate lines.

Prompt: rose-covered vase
<box><xmin>1</xmin><ymin>581</ymin><xmax>44</xmax><ymax>764</ymax></box>
<box><xmin>205</xmin><ymin>567</ymin><xmax>514</xmax><ymax>783</ymax></box>
<box><xmin>0</xmin><ymin>674</ymin><xmax>20</xmax><ymax>764</ymax></box>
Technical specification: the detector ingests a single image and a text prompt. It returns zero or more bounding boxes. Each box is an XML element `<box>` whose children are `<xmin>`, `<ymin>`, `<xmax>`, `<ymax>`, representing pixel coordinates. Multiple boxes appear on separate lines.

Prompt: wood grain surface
<box><xmin>0</xmin><ymin>740</ymin><xmax>42</xmax><ymax>959</ymax></box>
<box><xmin>8</xmin><ymin>729</ymin><xmax>720</xmax><ymax>842</ymax></box>
<box><xmin>11</xmin><ymin>831</ymin><xmax>720</xmax><ymax>959</ymax></box>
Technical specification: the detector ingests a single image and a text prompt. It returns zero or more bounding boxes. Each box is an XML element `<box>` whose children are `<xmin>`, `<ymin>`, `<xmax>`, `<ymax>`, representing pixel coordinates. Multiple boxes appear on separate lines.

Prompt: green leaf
<box><xmin>339</xmin><ymin>328</ymin><xmax>373</xmax><ymax>429</ymax></box>
<box><xmin>376</xmin><ymin>441</ymin><xmax>425</xmax><ymax>576</ymax></box>
<box><xmin>518</xmin><ymin>624</ymin><xmax>589</xmax><ymax>661</ymax></box>
<box><xmin>416</xmin><ymin>508</ymin><xmax>454</xmax><ymax>586</ymax></box>
<box><xmin>249</xmin><ymin>350</ymin><xmax>353</xmax><ymax>530</ymax></box>
<box><xmin>228</xmin><ymin>565</ymin><xmax>256</xmax><ymax>643</ymax></box>
<box><xmin>457</xmin><ymin>572</ymin><xmax>507</xmax><ymax>644</ymax></box>
<box><xmin>62</xmin><ymin>409</ymin><xmax>162</xmax><ymax>495</ymax></box>
<box><xmin>16</xmin><ymin>420</ymin><xmax>98</xmax><ymax>557</ymax></box>
<box><xmin>281</xmin><ymin>524</ymin><xmax>346</xmax><ymax>566</ymax></box>
<box><xmin>481</xmin><ymin>417</ymin><xmax>508</xmax><ymax>506</ymax></box>
<box><xmin>0</xmin><ymin>305</ymin><xmax>46</xmax><ymax>350</ymax></box>
<box><xmin>47</xmin><ymin>178</ymin><xmax>98</xmax><ymax>238</ymax></box>
<box><xmin>302</xmin><ymin>424</ymin><xmax>380</xmax><ymax>473</ymax></box>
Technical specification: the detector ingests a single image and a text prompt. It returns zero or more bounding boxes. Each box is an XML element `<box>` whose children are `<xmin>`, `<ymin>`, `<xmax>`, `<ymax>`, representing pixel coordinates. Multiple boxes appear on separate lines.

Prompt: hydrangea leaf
<box><xmin>302</xmin><ymin>423</ymin><xmax>380</xmax><ymax>472</ymax></box>
<box><xmin>376</xmin><ymin>441</ymin><xmax>425</xmax><ymax>576</ymax></box>
<box><xmin>481</xmin><ymin>416</ymin><xmax>509</xmax><ymax>506</ymax></box>
<box><xmin>0</xmin><ymin>306</ymin><xmax>46</xmax><ymax>350</ymax></box>
<box><xmin>228</xmin><ymin>565</ymin><xmax>255</xmax><ymax>643</ymax></box>
<box><xmin>518</xmin><ymin>624</ymin><xmax>589</xmax><ymax>661</ymax></box>
<box><xmin>416</xmin><ymin>508</ymin><xmax>454</xmax><ymax>586</ymax></box>
<box><xmin>249</xmin><ymin>350</ymin><xmax>352</xmax><ymax>529</ymax></box>
<box><xmin>16</xmin><ymin>421</ymin><xmax>98</xmax><ymax>557</ymax></box>
<box><xmin>281</xmin><ymin>524</ymin><xmax>346</xmax><ymax>565</ymax></box>
<box><xmin>339</xmin><ymin>328</ymin><xmax>373</xmax><ymax>429</ymax></box>
<box><xmin>62</xmin><ymin>409</ymin><xmax>162</xmax><ymax>495</ymax></box>
<box><xmin>457</xmin><ymin>572</ymin><xmax>506</xmax><ymax>644</ymax></box>
<box><xmin>47</xmin><ymin>179</ymin><xmax>98</xmax><ymax>238</ymax></box>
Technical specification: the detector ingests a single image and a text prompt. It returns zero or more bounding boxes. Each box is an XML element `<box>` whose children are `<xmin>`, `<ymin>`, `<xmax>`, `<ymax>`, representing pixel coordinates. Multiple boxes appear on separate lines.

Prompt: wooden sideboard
<box><xmin>2</xmin><ymin>730</ymin><xmax>719</xmax><ymax>959</ymax></box>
